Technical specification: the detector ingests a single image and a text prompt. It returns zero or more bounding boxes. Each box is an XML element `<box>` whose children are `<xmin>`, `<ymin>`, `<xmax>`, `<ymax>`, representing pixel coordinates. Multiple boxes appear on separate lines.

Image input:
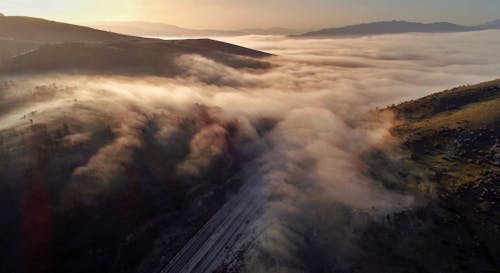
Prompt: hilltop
<box><xmin>0</xmin><ymin>15</ymin><xmax>131</xmax><ymax>43</ymax></box>
<box><xmin>0</xmin><ymin>15</ymin><xmax>271</xmax><ymax>76</ymax></box>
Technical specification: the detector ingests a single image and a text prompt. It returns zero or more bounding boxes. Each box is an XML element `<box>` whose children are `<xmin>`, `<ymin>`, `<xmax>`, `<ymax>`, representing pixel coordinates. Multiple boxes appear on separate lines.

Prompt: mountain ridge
<box><xmin>478</xmin><ymin>19</ymin><xmax>500</xmax><ymax>29</ymax></box>
<box><xmin>295</xmin><ymin>19</ymin><xmax>499</xmax><ymax>37</ymax></box>
<box><xmin>0</xmin><ymin>15</ymin><xmax>133</xmax><ymax>43</ymax></box>
<box><xmin>0</xmin><ymin>15</ymin><xmax>272</xmax><ymax>76</ymax></box>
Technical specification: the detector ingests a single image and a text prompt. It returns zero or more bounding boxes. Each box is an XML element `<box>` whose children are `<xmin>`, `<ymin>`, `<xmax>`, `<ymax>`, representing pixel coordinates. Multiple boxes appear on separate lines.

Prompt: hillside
<box><xmin>0</xmin><ymin>39</ymin><xmax>271</xmax><ymax>76</ymax></box>
<box><xmin>295</xmin><ymin>20</ymin><xmax>481</xmax><ymax>37</ymax></box>
<box><xmin>387</xmin><ymin>79</ymin><xmax>500</xmax><ymax>266</ymax></box>
<box><xmin>0</xmin><ymin>16</ymin><xmax>132</xmax><ymax>43</ymax></box>
<box><xmin>0</xmin><ymin>15</ymin><xmax>271</xmax><ymax>76</ymax></box>
<box><xmin>392</xmin><ymin>79</ymin><xmax>500</xmax><ymax>123</ymax></box>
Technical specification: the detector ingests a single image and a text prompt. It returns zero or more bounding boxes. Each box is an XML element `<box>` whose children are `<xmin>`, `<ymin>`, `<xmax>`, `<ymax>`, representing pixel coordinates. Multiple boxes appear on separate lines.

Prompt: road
<box><xmin>159</xmin><ymin>172</ymin><xmax>264</xmax><ymax>273</ymax></box>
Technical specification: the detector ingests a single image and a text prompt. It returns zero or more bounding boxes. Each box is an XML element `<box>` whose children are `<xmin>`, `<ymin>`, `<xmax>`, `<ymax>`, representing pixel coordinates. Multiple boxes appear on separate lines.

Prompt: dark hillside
<box><xmin>386</xmin><ymin>79</ymin><xmax>500</xmax><ymax>267</ymax></box>
<box><xmin>0</xmin><ymin>16</ymin><xmax>131</xmax><ymax>43</ymax></box>
<box><xmin>0</xmin><ymin>39</ymin><xmax>40</xmax><ymax>61</ymax></box>
<box><xmin>0</xmin><ymin>39</ymin><xmax>271</xmax><ymax>76</ymax></box>
<box><xmin>0</xmin><ymin>15</ymin><xmax>272</xmax><ymax>76</ymax></box>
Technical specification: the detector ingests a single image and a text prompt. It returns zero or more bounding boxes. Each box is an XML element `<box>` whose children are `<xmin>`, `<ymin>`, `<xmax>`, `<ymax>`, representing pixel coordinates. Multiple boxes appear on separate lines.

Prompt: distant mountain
<box><xmin>86</xmin><ymin>21</ymin><xmax>298</xmax><ymax>37</ymax></box>
<box><xmin>478</xmin><ymin>19</ymin><xmax>500</xmax><ymax>29</ymax></box>
<box><xmin>0</xmin><ymin>15</ymin><xmax>271</xmax><ymax>75</ymax></box>
<box><xmin>295</xmin><ymin>20</ymin><xmax>482</xmax><ymax>37</ymax></box>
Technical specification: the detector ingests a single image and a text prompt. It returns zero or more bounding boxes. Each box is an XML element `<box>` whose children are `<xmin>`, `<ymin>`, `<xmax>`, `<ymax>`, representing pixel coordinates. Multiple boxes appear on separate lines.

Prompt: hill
<box><xmin>295</xmin><ymin>20</ymin><xmax>481</xmax><ymax>37</ymax></box>
<box><xmin>387</xmin><ymin>79</ymin><xmax>500</xmax><ymax>265</ymax></box>
<box><xmin>0</xmin><ymin>15</ymin><xmax>271</xmax><ymax>76</ymax></box>
<box><xmin>0</xmin><ymin>16</ymin><xmax>132</xmax><ymax>43</ymax></box>
<box><xmin>0</xmin><ymin>15</ymin><xmax>132</xmax><ymax>61</ymax></box>
<box><xmin>0</xmin><ymin>39</ymin><xmax>271</xmax><ymax>76</ymax></box>
<box><xmin>478</xmin><ymin>19</ymin><xmax>500</xmax><ymax>29</ymax></box>
<box><xmin>392</xmin><ymin>79</ymin><xmax>500</xmax><ymax>123</ymax></box>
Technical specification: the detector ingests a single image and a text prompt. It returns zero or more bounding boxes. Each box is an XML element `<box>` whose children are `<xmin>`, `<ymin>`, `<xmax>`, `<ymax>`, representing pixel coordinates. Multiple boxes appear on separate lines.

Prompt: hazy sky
<box><xmin>1</xmin><ymin>0</ymin><xmax>499</xmax><ymax>29</ymax></box>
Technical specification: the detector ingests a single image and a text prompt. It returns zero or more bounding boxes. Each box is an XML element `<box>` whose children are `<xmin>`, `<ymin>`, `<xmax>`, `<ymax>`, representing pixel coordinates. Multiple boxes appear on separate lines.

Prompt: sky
<box><xmin>1</xmin><ymin>0</ymin><xmax>499</xmax><ymax>29</ymax></box>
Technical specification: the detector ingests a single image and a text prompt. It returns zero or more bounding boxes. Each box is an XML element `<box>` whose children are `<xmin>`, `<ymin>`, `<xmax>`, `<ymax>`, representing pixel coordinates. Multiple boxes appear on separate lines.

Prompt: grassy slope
<box><xmin>391</xmin><ymin>79</ymin><xmax>499</xmax><ymax>188</ymax></box>
<box><xmin>389</xmin><ymin>79</ymin><xmax>500</xmax><ymax>265</ymax></box>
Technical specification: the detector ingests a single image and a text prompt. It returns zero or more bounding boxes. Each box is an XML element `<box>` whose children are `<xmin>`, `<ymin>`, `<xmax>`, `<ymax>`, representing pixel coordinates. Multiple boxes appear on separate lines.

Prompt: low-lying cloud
<box><xmin>1</xmin><ymin>30</ymin><xmax>499</xmax><ymax>273</ymax></box>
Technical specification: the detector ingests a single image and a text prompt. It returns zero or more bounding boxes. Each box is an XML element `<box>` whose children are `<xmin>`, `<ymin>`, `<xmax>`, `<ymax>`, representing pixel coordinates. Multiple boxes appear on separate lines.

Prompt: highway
<box><xmin>159</xmin><ymin>173</ymin><xmax>264</xmax><ymax>273</ymax></box>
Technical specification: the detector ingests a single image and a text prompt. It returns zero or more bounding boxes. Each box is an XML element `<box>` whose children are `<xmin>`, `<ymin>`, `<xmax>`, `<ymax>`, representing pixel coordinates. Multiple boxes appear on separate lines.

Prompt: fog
<box><xmin>1</xmin><ymin>30</ymin><xmax>500</xmax><ymax>272</ymax></box>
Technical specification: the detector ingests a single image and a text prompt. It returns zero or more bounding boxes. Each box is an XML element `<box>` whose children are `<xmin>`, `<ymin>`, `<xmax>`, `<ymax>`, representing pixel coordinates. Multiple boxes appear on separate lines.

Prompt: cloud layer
<box><xmin>0</xmin><ymin>30</ymin><xmax>499</xmax><ymax>272</ymax></box>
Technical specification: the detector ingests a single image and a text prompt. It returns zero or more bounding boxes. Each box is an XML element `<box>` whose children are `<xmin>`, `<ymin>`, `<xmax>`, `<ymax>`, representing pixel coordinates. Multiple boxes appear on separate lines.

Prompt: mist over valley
<box><xmin>0</xmin><ymin>7</ymin><xmax>499</xmax><ymax>273</ymax></box>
